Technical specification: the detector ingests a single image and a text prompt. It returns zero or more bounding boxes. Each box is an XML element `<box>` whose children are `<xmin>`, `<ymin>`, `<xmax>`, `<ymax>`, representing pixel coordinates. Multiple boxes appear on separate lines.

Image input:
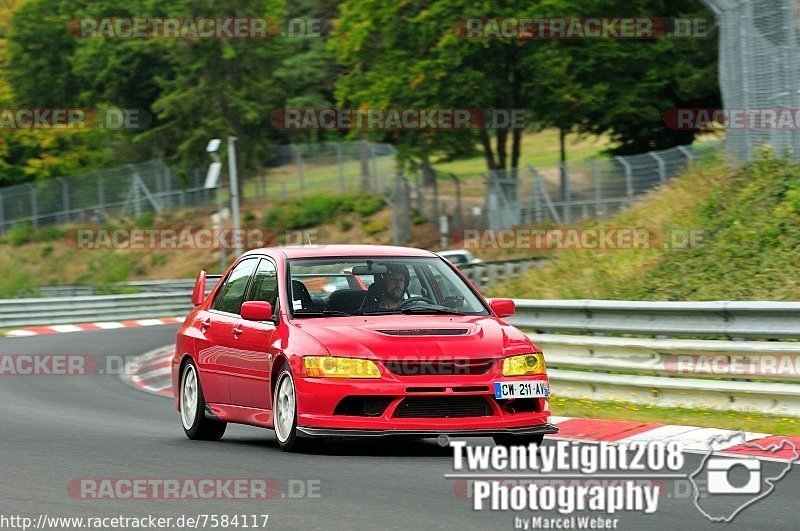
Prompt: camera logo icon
<box><xmin>706</xmin><ymin>458</ymin><xmax>761</xmax><ymax>494</ymax></box>
<box><xmin>689</xmin><ymin>431</ymin><xmax>799</xmax><ymax>523</ymax></box>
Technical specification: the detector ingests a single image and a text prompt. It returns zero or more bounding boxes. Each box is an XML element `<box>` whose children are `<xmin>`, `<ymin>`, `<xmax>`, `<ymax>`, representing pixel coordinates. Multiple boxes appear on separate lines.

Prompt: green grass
<box><xmin>492</xmin><ymin>149</ymin><xmax>800</xmax><ymax>301</ymax></box>
<box><xmin>551</xmin><ymin>396</ymin><xmax>800</xmax><ymax>436</ymax></box>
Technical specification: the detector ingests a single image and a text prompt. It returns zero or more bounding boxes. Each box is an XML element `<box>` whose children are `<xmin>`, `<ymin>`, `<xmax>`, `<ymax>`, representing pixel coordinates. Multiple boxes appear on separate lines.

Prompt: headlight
<box><xmin>303</xmin><ymin>356</ymin><xmax>381</xmax><ymax>378</ymax></box>
<box><xmin>502</xmin><ymin>353</ymin><xmax>546</xmax><ymax>376</ymax></box>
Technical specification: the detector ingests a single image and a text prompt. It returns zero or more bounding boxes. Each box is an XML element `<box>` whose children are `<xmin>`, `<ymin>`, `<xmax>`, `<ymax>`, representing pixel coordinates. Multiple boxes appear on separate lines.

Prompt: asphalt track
<box><xmin>0</xmin><ymin>325</ymin><xmax>797</xmax><ymax>530</ymax></box>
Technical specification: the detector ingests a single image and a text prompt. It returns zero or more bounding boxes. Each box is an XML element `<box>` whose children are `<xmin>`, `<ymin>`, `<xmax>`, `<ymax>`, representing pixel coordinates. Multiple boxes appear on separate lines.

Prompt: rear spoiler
<box><xmin>192</xmin><ymin>272</ymin><xmax>223</xmax><ymax>306</ymax></box>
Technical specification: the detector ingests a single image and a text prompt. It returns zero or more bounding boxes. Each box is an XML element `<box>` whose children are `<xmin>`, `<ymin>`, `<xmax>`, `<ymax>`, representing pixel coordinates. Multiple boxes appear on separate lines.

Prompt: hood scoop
<box><xmin>375</xmin><ymin>328</ymin><xmax>470</xmax><ymax>336</ymax></box>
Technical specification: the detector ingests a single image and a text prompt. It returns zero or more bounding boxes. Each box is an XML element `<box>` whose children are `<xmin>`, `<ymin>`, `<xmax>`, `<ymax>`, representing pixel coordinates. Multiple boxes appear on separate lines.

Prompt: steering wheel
<box><xmin>395</xmin><ymin>296</ymin><xmax>435</xmax><ymax>310</ymax></box>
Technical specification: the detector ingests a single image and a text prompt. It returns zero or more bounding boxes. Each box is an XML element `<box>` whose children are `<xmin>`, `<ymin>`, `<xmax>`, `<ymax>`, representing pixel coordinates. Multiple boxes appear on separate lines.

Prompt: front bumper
<box><xmin>293</xmin><ymin>371</ymin><xmax>554</xmax><ymax>432</ymax></box>
<box><xmin>297</xmin><ymin>423</ymin><xmax>559</xmax><ymax>439</ymax></box>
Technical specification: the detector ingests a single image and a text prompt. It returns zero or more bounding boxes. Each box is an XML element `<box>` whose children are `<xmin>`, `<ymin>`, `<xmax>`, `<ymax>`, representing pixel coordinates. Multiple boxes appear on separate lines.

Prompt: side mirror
<box><xmin>192</xmin><ymin>270</ymin><xmax>207</xmax><ymax>307</ymax></box>
<box><xmin>241</xmin><ymin>301</ymin><xmax>273</xmax><ymax>321</ymax></box>
<box><xmin>490</xmin><ymin>298</ymin><xmax>515</xmax><ymax>318</ymax></box>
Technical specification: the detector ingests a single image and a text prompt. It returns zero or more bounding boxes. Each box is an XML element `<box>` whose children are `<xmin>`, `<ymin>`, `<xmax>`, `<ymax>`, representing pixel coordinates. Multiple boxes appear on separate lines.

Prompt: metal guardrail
<box><xmin>2</xmin><ymin>287</ymin><xmax>799</xmax><ymax>415</ymax></box>
<box><xmin>508</xmin><ymin>299</ymin><xmax>800</xmax><ymax>339</ymax></box>
<box><xmin>460</xmin><ymin>259</ymin><xmax>543</xmax><ymax>289</ymax></box>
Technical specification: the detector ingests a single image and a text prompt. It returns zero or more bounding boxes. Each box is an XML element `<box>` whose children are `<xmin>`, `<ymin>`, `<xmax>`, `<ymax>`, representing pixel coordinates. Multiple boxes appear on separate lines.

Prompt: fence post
<box><xmin>290</xmin><ymin>144</ymin><xmax>305</xmax><ymax>192</ymax></box>
<box><xmin>677</xmin><ymin>145</ymin><xmax>693</xmax><ymax>166</ymax></box>
<box><xmin>649</xmin><ymin>152</ymin><xmax>667</xmax><ymax>185</ymax></box>
<box><xmin>449</xmin><ymin>173</ymin><xmax>463</xmax><ymax>232</ymax></box>
<box><xmin>590</xmin><ymin>159</ymin><xmax>605</xmax><ymax>218</ymax></box>
<box><xmin>335</xmin><ymin>143</ymin><xmax>345</xmax><ymax>193</ymax></box>
<box><xmin>28</xmin><ymin>183</ymin><xmax>38</xmax><ymax>228</ymax></box>
<box><xmin>58</xmin><ymin>178</ymin><xmax>70</xmax><ymax>223</ymax></box>
<box><xmin>97</xmin><ymin>174</ymin><xmax>106</xmax><ymax>217</ymax></box>
<box><xmin>616</xmin><ymin>156</ymin><xmax>634</xmax><ymax>200</ymax></box>
<box><xmin>533</xmin><ymin>170</ymin><xmax>543</xmax><ymax>224</ymax></box>
<box><xmin>560</xmin><ymin>161</ymin><xmax>571</xmax><ymax>223</ymax></box>
<box><xmin>0</xmin><ymin>191</ymin><xmax>4</xmax><ymax>233</ymax></box>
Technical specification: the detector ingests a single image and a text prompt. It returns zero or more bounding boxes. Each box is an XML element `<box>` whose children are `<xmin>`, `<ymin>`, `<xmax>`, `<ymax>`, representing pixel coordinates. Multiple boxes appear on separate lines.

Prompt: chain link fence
<box><xmin>238</xmin><ymin>141</ymin><xmax>397</xmax><ymax>202</ymax></box>
<box><xmin>0</xmin><ymin>142</ymin><xmax>398</xmax><ymax>235</ymax></box>
<box><xmin>400</xmin><ymin>140</ymin><xmax>723</xmax><ymax>235</ymax></box>
<box><xmin>0</xmin><ymin>161</ymin><xmax>213</xmax><ymax>233</ymax></box>
<box><xmin>704</xmin><ymin>0</ymin><xmax>800</xmax><ymax>162</ymax></box>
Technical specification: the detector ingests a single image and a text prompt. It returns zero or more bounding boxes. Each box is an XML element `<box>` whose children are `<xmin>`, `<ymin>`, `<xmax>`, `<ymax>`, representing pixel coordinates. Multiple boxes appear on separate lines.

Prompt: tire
<box><xmin>273</xmin><ymin>365</ymin><xmax>308</xmax><ymax>452</ymax></box>
<box><xmin>493</xmin><ymin>434</ymin><xmax>545</xmax><ymax>448</ymax></box>
<box><xmin>180</xmin><ymin>359</ymin><xmax>226</xmax><ymax>440</ymax></box>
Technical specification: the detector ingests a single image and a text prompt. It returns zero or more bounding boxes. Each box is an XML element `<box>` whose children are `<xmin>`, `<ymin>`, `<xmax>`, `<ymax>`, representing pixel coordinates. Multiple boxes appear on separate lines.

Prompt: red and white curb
<box><xmin>129</xmin><ymin>346</ymin><xmax>800</xmax><ymax>462</ymax></box>
<box><xmin>124</xmin><ymin>345</ymin><xmax>175</xmax><ymax>398</ymax></box>
<box><xmin>4</xmin><ymin>317</ymin><xmax>185</xmax><ymax>337</ymax></box>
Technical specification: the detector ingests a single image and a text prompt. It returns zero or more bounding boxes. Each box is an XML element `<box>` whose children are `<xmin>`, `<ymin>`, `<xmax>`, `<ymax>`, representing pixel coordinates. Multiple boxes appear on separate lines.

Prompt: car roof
<box><xmin>243</xmin><ymin>244</ymin><xmax>438</xmax><ymax>260</ymax></box>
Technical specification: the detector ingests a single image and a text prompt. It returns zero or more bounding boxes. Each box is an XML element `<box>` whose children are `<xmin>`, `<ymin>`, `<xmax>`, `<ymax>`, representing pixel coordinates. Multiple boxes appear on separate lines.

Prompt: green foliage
<box><xmin>493</xmin><ymin>152</ymin><xmax>800</xmax><ymax>301</ymax></box>
<box><xmin>338</xmin><ymin>218</ymin><xmax>354</xmax><ymax>232</ymax></box>
<box><xmin>0</xmin><ymin>263</ymin><xmax>36</xmax><ymax>298</ymax></box>
<box><xmin>86</xmin><ymin>253</ymin><xmax>139</xmax><ymax>284</ymax></box>
<box><xmin>264</xmin><ymin>193</ymin><xmax>386</xmax><ymax>230</ymax></box>
<box><xmin>34</xmin><ymin>225</ymin><xmax>64</xmax><ymax>242</ymax></box>
<box><xmin>362</xmin><ymin>218</ymin><xmax>388</xmax><ymax>235</ymax></box>
<box><xmin>7</xmin><ymin>222</ymin><xmax>34</xmax><ymax>246</ymax></box>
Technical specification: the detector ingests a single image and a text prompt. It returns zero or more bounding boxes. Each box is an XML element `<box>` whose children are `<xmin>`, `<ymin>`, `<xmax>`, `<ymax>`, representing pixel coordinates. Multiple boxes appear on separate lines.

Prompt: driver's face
<box><xmin>385</xmin><ymin>272</ymin><xmax>405</xmax><ymax>300</ymax></box>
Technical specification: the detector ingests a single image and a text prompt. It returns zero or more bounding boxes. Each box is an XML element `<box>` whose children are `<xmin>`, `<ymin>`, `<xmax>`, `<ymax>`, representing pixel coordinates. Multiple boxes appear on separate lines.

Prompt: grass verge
<box><xmin>551</xmin><ymin>396</ymin><xmax>799</xmax><ymax>436</ymax></box>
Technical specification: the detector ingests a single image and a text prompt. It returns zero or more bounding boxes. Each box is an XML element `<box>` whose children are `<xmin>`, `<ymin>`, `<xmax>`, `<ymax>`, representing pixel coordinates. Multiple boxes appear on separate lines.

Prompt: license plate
<box><xmin>494</xmin><ymin>380</ymin><xmax>549</xmax><ymax>399</ymax></box>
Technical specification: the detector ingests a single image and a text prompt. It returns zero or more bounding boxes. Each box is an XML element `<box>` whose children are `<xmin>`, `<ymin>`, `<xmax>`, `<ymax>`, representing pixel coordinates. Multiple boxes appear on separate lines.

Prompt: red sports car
<box><xmin>172</xmin><ymin>245</ymin><xmax>557</xmax><ymax>451</ymax></box>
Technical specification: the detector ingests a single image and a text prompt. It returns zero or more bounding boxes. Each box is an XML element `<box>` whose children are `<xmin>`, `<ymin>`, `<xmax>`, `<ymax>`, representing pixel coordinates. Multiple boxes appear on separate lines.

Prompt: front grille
<box><xmin>385</xmin><ymin>359</ymin><xmax>493</xmax><ymax>376</ymax></box>
<box><xmin>393</xmin><ymin>397</ymin><xmax>492</xmax><ymax>418</ymax></box>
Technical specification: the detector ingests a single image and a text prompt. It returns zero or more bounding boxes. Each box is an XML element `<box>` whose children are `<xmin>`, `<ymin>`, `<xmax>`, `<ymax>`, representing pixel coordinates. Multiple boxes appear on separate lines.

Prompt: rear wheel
<box><xmin>493</xmin><ymin>434</ymin><xmax>545</xmax><ymax>448</ymax></box>
<box><xmin>273</xmin><ymin>366</ymin><xmax>307</xmax><ymax>452</ymax></box>
<box><xmin>180</xmin><ymin>359</ymin><xmax>226</xmax><ymax>440</ymax></box>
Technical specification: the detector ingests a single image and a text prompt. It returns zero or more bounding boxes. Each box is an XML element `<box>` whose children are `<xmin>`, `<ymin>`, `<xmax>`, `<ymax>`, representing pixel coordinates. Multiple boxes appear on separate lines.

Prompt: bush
<box><xmin>7</xmin><ymin>222</ymin><xmax>34</xmax><ymax>246</ymax></box>
<box><xmin>362</xmin><ymin>218</ymin><xmax>388</xmax><ymax>235</ymax></box>
<box><xmin>34</xmin><ymin>225</ymin><xmax>64</xmax><ymax>243</ymax></box>
<box><xmin>339</xmin><ymin>218</ymin><xmax>354</xmax><ymax>232</ymax></box>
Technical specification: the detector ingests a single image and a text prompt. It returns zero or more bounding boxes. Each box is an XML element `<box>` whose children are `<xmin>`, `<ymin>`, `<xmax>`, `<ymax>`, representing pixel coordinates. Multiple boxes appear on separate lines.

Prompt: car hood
<box><xmin>291</xmin><ymin>315</ymin><xmax>535</xmax><ymax>360</ymax></box>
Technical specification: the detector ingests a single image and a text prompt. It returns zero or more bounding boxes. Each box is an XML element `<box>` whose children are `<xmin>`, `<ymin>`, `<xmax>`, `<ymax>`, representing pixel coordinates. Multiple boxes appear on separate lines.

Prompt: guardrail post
<box><xmin>649</xmin><ymin>152</ymin><xmax>667</xmax><ymax>185</ymax></box>
<box><xmin>616</xmin><ymin>156</ymin><xmax>634</xmax><ymax>200</ymax></box>
<box><xmin>677</xmin><ymin>145</ymin><xmax>693</xmax><ymax>166</ymax></box>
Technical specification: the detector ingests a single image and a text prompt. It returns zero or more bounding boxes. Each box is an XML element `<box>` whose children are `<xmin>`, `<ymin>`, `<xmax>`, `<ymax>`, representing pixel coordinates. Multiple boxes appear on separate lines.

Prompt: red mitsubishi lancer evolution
<box><xmin>172</xmin><ymin>245</ymin><xmax>557</xmax><ymax>451</ymax></box>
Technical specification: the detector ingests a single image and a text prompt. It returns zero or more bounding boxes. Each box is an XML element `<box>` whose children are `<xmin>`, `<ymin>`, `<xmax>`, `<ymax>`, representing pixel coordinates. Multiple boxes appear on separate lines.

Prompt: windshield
<box><xmin>287</xmin><ymin>257</ymin><xmax>488</xmax><ymax>317</ymax></box>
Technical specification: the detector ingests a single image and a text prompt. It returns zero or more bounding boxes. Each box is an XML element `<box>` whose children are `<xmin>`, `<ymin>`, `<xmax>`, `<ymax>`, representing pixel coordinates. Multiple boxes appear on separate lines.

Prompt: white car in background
<box><xmin>438</xmin><ymin>249</ymin><xmax>482</xmax><ymax>268</ymax></box>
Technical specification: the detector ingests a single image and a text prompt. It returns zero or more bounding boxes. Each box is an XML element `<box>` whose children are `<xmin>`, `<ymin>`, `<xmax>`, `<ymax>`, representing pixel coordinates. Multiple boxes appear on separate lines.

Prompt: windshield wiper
<box><xmin>399</xmin><ymin>306</ymin><xmax>466</xmax><ymax>315</ymax></box>
<box><xmin>293</xmin><ymin>310</ymin><xmax>355</xmax><ymax>317</ymax></box>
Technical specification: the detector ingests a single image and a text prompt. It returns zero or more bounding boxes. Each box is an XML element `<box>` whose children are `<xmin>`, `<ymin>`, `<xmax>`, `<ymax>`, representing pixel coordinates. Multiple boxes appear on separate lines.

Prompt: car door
<box><xmin>198</xmin><ymin>257</ymin><xmax>259</xmax><ymax>405</ymax></box>
<box><xmin>226</xmin><ymin>258</ymin><xmax>279</xmax><ymax>409</ymax></box>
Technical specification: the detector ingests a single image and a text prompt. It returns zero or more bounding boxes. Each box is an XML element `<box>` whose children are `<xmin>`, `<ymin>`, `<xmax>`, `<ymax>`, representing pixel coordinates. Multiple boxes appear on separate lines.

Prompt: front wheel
<box><xmin>273</xmin><ymin>366</ymin><xmax>308</xmax><ymax>452</ymax></box>
<box><xmin>493</xmin><ymin>434</ymin><xmax>545</xmax><ymax>448</ymax></box>
<box><xmin>180</xmin><ymin>359</ymin><xmax>226</xmax><ymax>440</ymax></box>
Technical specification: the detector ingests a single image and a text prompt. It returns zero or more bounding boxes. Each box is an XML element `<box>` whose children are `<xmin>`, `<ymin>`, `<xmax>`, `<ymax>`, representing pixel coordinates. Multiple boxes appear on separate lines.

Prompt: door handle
<box><xmin>233</xmin><ymin>325</ymin><xmax>244</xmax><ymax>339</ymax></box>
<box><xmin>199</xmin><ymin>317</ymin><xmax>212</xmax><ymax>331</ymax></box>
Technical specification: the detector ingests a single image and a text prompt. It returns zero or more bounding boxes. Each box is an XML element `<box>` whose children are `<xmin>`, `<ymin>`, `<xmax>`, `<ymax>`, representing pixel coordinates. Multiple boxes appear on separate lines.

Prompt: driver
<box><xmin>360</xmin><ymin>263</ymin><xmax>410</xmax><ymax>313</ymax></box>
